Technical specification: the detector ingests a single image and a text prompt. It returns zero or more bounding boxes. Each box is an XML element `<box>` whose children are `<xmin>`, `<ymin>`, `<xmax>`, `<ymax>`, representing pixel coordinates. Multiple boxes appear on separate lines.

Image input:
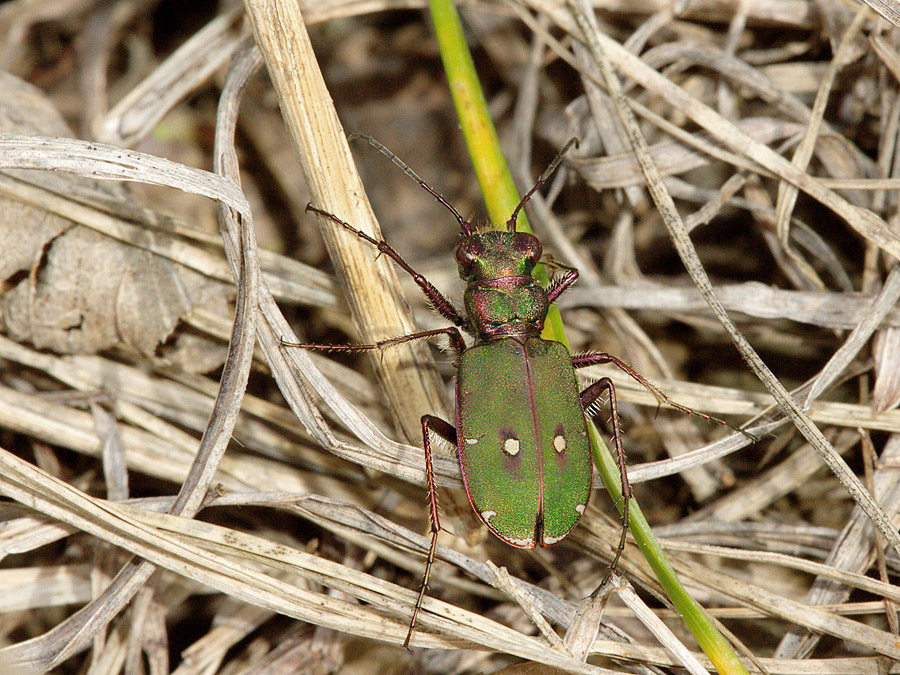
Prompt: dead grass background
<box><xmin>0</xmin><ymin>0</ymin><xmax>898</xmax><ymax>672</ymax></box>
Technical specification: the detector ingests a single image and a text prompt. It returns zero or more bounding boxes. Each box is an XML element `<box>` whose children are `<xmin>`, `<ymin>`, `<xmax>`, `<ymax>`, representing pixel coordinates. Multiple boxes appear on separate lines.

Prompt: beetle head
<box><xmin>455</xmin><ymin>230</ymin><xmax>542</xmax><ymax>281</ymax></box>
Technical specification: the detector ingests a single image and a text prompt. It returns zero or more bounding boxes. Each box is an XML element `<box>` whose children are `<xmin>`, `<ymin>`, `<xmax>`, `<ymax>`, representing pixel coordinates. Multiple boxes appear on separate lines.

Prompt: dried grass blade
<box><xmin>564</xmin><ymin>0</ymin><xmax>900</xmax><ymax>567</ymax></box>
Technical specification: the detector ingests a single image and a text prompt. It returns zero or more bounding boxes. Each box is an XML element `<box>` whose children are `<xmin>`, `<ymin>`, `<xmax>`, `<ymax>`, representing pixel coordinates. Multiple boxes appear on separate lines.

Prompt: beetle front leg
<box><xmin>405</xmin><ymin>414</ymin><xmax>457</xmax><ymax>649</ymax></box>
<box><xmin>307</xmin><ymin>204</ymin><xmax>469</xmax><ymax>329</ymax></box>
<box><xmin>579</xmin><ymin>377</ymin><xmax>631</xmax><ymax>581</ymax></box>
<box><xmin>546</xmin><ymin>264</ymin><xmax>578</xmax><ymax>304</ymax></box>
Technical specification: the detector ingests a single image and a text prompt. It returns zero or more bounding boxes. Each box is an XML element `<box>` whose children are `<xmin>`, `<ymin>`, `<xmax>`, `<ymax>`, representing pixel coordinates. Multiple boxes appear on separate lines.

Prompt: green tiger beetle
<box><xmin>286</xmin><ymin>135</ymin><xmax>737</xmax><ymax>647</ymax></box>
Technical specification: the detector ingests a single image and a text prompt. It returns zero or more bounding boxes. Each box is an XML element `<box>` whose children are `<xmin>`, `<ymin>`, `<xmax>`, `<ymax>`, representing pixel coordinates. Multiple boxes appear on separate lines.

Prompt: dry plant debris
<box><xmin>0</xmin><ymin>0</ymin><xmax>898</xmax><ymax>672</ymax></box>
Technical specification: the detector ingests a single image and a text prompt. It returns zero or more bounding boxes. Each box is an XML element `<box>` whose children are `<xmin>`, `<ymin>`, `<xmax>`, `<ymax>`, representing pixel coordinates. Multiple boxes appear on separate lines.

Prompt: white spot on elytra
<box><xmin>543</xmin><ymin>533</ymin><xmax>565</xmax><ymax>545</ymax></box>
<box><xmin>503</xmin><ymin>438</ymin><xmax>521</xmax><ymax>456</ymax></box>
<box><xmin>575</xmin><ymin>504</ymin><xmax>586</xmax><ymax>515</ymax></box>
<box><xmin>465</xmin><ymin>437</ymin><xmax>479</xmax><ymax>445</ymax></box>
<box><xmin>481</xmin><ymin>510</ymin><xmax>497</xmax><ymax>523</ymax></box>
<box><xmin>507</xmin><ymin>536</ymin><xmax>534</xmax><ymax>547</ymax></box>
<box><xmin>553</xmin><ymin>434</ymin><xmax>567</xmax><ymax>453</ymax></box>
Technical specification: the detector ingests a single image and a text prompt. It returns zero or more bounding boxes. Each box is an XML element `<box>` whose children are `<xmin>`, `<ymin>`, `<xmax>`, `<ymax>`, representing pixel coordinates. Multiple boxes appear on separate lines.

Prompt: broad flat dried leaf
<box><xmin>0</xmin><ymin>72</ymin><xmax>230</xmax><ymax>373</ymax></box>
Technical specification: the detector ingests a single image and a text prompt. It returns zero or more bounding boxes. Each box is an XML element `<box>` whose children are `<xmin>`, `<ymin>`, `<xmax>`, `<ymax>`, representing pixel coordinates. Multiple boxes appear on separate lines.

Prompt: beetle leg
<box><xmin>405</xmin><ymin>414</ymin><xmax>457</xmax><ymax>649</ymax></box>
<box><xmin>573</xmin><ymin>352</ymin><xmax>756</xmax><ymax>442</ymax></box>
<box><xmin>306</xmin><ymin>204</ymin><xmax>469</xmax><ymax>329</ymax></box>
<box><xmin>281</xmin><ymin>327</ymin><xmax>467</xmax><ymax>361</ymax></box>
<box><xmin>546</xmin><ymin>265</ymin><xmax>579</xmax><ymax>304</ymax></box>
<box><xmin>579</xmin><ymin>377</ymin><xmax>631</xmax><ymax>580</ymax></box>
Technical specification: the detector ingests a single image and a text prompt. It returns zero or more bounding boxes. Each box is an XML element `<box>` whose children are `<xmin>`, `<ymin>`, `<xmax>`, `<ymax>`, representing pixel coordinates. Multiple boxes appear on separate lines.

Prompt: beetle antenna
<box><xmin>349</xmin><ymin>133</ymin><xmax>474</xmax><ymax>236</ymax></box>
<box><xmin>507</xmin><ymin>137</ymin><xmax>579</xmax><ymax>232</ymax></box>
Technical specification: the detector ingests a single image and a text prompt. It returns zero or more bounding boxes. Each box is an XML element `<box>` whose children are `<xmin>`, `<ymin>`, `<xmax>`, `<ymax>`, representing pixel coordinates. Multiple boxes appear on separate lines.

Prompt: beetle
<box><xmin>286</xmin><ymin>135</ymin><xmax>719</xmax><ymax>647</ymax></box>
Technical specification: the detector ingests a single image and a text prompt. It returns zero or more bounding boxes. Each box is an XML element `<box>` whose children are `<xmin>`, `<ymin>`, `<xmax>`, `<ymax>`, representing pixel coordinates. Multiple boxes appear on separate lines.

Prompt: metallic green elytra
<box><xmin>457</xmin><ymin>337</ymin><xmax>592</xmax><ymax>548</ymax></box>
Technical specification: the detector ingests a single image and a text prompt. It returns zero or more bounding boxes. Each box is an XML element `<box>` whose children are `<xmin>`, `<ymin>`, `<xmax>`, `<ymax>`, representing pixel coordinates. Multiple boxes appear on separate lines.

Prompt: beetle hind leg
<box><xmin>405</xmin><ymin>414</ymin><xmax>456</xmax><ymax>649</ymax></box>
<box><xmin>579</xmin><ymin>377</ymin><xmax>631</xmax><ymax>586</ymax></box>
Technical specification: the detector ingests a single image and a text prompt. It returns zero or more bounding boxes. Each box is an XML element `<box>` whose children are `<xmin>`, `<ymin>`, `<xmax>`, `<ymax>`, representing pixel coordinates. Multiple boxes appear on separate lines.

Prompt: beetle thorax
<box><xmin>455</xmin><ymin>231</ymin><xmax>550</xmax><ymax>337</ymax></box>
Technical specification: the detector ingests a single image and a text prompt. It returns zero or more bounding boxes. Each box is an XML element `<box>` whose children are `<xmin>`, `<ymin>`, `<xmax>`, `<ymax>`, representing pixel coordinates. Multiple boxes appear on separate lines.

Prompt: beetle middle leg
<box><xmin>578</xmin><ymin>376</ymin><xmax>631</xmax><ymax>582</ymax></box>
<box><xmin>281</xmin><ymin>326</ymin><xmax>467</xmax><ymax>359</ymax></box>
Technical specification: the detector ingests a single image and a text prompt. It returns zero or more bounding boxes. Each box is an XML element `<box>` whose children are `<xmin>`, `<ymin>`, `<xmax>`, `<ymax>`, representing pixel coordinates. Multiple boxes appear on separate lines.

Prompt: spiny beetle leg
<box><xmin>579</xmin><ymin>376</ymin><xmax>631</xmax><ymax>583</ymax></box>
<box><xmin>281</xmin><ymin>327</ymin><xmax>467</xmax><ymax>360</ymax></box>
<box><xmin>546</xmin><ymin>264</ymin><xmax>579</xmax><ymax>304</ymax></box>
<box><xmin>405</xmin><ymin>414</ymin><xmax>457</xmax><ymax>649</ymax></box>
<box><xmin>573</xmin><ymin>352</ymin><xmax>755</xmax><ymax>442</ymax></box>
<box><xmin>306</xmin><ymin>203</ymin><xmax>469</xmax><ymax>329</ymax></box>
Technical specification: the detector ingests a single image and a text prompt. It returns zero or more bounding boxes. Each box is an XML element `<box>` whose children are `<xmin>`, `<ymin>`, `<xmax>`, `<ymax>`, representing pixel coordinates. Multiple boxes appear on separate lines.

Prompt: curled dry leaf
<box><xmin>0</xmin><ymin>72</ymin><xmax>231</xmax><ymax>373</ymax></box>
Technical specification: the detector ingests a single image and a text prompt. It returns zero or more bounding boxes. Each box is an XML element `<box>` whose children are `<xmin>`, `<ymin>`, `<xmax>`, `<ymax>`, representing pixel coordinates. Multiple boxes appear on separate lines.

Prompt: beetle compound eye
<box><xmin>527</xmin><ymin>237</ymin><xmax>542</xmax><ymax>263</ymax></box>
<box><xmin>454</xmin><ymin>248</ymin><xmax>473</xmax><ymax>269</ymax></box>
<box><xmin>455</xmin><ymin>238</ymin><xmax>483</xmax><ymax>269</ymax></box>
<box><xmin>515</xmin><ymin>234</ymin><xmax>542</xmax><ymax>263</ymax></box>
